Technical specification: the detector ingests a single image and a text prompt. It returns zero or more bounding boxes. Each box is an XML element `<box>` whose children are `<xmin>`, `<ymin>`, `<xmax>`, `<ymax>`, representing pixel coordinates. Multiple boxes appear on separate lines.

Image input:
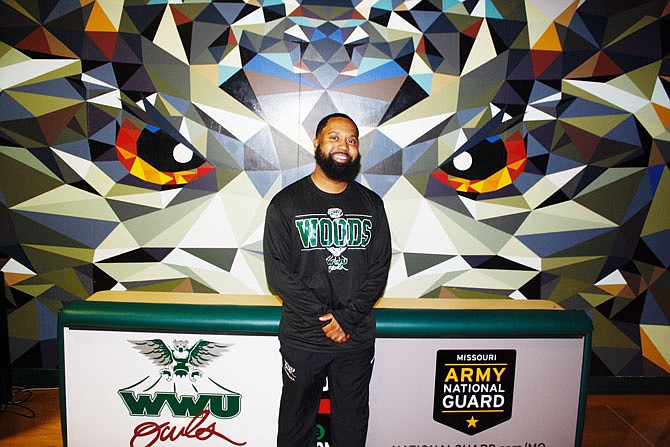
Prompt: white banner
<box><xmin>63</xmin><ymin>328</ymin><xmax>282</xmax><ymax>447</ymax></box>
<box><xmin>63</xmin><ymin>329</ymin><xmax>584</xmax><ymax>447</ymax></box>
<box><xmin>368</xmin><ymin>337</ymin><xmax>585</xmax><ymax>447</ymax></box>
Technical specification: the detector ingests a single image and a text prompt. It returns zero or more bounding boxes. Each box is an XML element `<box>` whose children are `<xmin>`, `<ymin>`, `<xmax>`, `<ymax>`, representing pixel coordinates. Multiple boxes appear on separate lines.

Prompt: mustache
<box><xmin>315</xmin><ymin>145</ymin><xmax>361</xmax><ymax>182</ymax></box>
<box><xmin>315</xmin><ymin>145</ymin><xmax>357</xmax><ymax>161</ymax></box>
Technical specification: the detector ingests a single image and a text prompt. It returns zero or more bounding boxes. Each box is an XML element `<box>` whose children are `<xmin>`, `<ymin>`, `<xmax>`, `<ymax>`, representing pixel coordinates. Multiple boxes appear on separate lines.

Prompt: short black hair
<box><xmin>315</xmin><ymin>113</ymin><xmax>358</xmax><ymax>138</ymax></box>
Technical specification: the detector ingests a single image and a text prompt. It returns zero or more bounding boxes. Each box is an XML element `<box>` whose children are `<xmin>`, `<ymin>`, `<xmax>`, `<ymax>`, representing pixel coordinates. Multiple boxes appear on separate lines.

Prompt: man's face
<box><xmin>314</xmin><ymin>117</ymin><xmax>361</xmax><ymax>182</ymax></box>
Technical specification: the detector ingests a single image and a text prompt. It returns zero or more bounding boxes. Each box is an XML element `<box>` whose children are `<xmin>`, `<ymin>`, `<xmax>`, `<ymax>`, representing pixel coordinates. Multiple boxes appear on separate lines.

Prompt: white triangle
<box><xmin>379</xmin><ymin>113</ymin><xmax>453</xmax><ymax>148</ymax></box>
<box><xmin>388</xmin><ymin>11</ymin><xmax>420</xmax><ymax>33</ymax></box>
<box><xmin>596</xmin><ymin>269</ymin><xmax>626</xmax><ymax>286</ymax></box>
<box><xmin>462</xmin><ymin>20</ymin><xmax>497</xmax><ymax>75</ymax></box>
<box><xmin>153</xmin><ymin>8</ymin><xmax>188</xmax><ymax>64</ymax></box>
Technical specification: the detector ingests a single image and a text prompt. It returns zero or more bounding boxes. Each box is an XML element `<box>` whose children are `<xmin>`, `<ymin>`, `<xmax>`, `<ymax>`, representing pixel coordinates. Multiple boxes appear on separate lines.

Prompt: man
<box><xmin>263</xmin><ymin>113</ymin><xmax>392</xmax><ymax>447</ymax></box>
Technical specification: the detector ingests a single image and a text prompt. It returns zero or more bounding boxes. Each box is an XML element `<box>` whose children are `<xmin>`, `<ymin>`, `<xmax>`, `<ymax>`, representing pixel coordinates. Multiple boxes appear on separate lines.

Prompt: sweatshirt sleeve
<box><xmin>263</xmin><ymin>198</ymin><xmax>328</xmax><ymax>322</ymax></box>
<box><xmin>332</xmin><ymin>201</ymin><xmax>391</xmax><ymax>334</ymax></box>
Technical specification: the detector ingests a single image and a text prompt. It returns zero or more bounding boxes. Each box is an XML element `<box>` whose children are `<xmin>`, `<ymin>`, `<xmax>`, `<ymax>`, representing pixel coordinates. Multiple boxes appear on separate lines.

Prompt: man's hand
<box><xmin>319</xmin><ymin>313</ymin><xmax>350</xmax><ymax>343</ymax></box>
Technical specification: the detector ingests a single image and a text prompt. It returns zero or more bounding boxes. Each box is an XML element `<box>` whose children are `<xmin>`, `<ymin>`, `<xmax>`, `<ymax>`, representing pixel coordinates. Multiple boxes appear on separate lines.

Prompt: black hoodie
<box><xmin>263</xmin><ymin>175</ymin><xmax>391</xmax><ymax>352</ymax></box>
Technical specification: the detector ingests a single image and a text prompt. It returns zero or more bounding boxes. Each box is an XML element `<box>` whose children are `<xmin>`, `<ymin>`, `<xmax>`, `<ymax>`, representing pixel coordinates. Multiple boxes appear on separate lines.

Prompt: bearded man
<box><xmin>263</xmin><ymin>113</ymin><xmax>392</xmax><ymax>447</ymax></box>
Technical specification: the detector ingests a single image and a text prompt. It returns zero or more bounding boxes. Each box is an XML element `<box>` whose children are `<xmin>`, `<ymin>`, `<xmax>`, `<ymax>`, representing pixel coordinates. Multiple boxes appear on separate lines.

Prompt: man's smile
<box><xmin>331</xmin><ymin>152</ymin><xmax>351</xmax><ymax>163</ymax></box>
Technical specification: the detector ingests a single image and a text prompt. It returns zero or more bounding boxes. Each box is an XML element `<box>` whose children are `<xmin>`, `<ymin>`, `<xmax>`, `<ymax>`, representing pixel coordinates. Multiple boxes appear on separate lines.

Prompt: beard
<box><xmin>315</xmin><ymin>145</ymin><xmax>361</xmax><ymax>183</ymax></box>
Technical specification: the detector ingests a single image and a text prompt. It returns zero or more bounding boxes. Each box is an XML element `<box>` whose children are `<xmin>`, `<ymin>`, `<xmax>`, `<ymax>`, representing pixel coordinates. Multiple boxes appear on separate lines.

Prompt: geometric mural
<box><xmin>0</xmin><ymin>0</ymin><xmax>668</xmax><ymax>378</ymax></box>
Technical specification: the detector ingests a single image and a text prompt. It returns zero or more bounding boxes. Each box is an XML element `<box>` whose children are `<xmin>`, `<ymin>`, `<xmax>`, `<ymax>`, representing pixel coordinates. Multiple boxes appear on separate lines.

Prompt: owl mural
<box><xmin>0</xmin><ymin>0</ymin><xmax>668</xmax><ymax>379</ymax></box>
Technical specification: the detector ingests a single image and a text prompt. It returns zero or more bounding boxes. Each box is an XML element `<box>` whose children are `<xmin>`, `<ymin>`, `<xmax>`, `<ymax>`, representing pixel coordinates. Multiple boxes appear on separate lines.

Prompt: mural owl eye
<box><xmin>116</xmin><ymin>119</ymin><xmax>215</xmax><ymax>186</ymax></box>
<box><xmin>433</xmin><ymin>131</ymin><xmax>526</xmax><ymax>194</ymax></box>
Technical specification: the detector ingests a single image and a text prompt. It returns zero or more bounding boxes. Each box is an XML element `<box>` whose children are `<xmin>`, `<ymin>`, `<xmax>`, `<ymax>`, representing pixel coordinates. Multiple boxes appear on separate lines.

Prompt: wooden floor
<box><xmin>1</xmin><ymin>389</ymin><xmax>669</xmax><ymax>446</ymax></box>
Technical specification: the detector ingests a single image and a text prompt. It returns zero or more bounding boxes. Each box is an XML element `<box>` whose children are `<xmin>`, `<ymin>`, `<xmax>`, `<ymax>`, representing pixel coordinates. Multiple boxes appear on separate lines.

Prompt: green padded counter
<box><xmin>59</xmin><ymin>291</ymin><xmax>592</xmax><ymax>447</ymax></box>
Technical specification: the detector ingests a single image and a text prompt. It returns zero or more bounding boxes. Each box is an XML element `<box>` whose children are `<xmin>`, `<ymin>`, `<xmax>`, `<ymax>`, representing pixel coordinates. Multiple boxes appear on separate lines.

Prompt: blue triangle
<box><xmin>367</xmin><ymin>131</ymin><xmax>402</xmax><ymax>168</ymax></box>
<box><xmin>98</xmin><ymin>160</ymin><xmax>137</xmax><ymax>182</ymax></box>
<box><xmin>85</xmin><ymin>63</ymin><xmax>119</xmax><ymax>89</ymax></box>
<box><xmin>442</xmin><ymin>0</ymin><xmax>464</xmax><ymax>12</ymax></box>
<box><xmin>247</xmin><ymin>171</ymin><xmax>281</xmax><ymax>197</ymax></box>
<box><xmin>402</xmin><ymin>140</ymin><xmax>434</xmax><ymax>174</ymax></box>
<box><xmin>410</xmin><ymin>73</ymin><xmax>433</xmax><ymax>94</ymax></box>
<box><xmin>454</xmin><ymin>107</ymin><xmax>485</xmax><ymax>128</ymax></box>
<box><xmin>212</xmin><ymin>3</ymin><xmax>248</xmax><ymax>23</ymax></box>
<box><xmin>647</xmin><ymin>164</ymin><xmax>665</xmax><ymax>194</ymax></box>
<box><xmin>529</xmin><ymin>81</ymin><xmax>560</xmax><ymax>104</ymax></box>
<box><xmin>517</xmin><ymin>228</ymin><xmax>613</xmax><ymax>257</ymax></box>
<box><xmin>545</xmin><ymin>153</ymin><xmax>583</xmax><ymax>175</ymax></box>
<box><xmin>329</xmin><ymin>28</ymin><xmax>343</xmax><ymax>44</ymax></box>
<box><xmin>526</xmin><ymin>133</ymin><xmax>552</xmax><ymax>157</ymax></box>
<box><xmin>56</xmin><ymin>140</ymin><xmax>95</xmax><ymax>160</ymax></box>
<box><xmin>561</xmin><ymin>98</ymin><xmax>622</xmax><ymax>118</ymax></box>
<box><xmin>641</xmin><ymin>290</ymin><xmax>670</xmax><ymax>325</ymax></box>
<box><xmin>567</xmin><ymin>13</ymin><xmax>600</xmax><ymax>48</ymax></box>
<box><xmin>361</xmin><ymin>174</ymin><xmax>398</xmax><ymax>198</ymax></box>
<box><xmin>410</xmin><ymin>11</ymin><xmax>441</xmax><ymax>32</ymax></box>
<box><xmin>603</xmin><ymin>116</ymin><xmax>641</xmax><ymax>146</ymax></box>
<box><xmin>335</xmin><ymin>60</ymin><xmax>407</xmax><ymax>87</ymax></box>
<box><xmin>621</xmin><ymin>173</ymin><xmax>655</xmax><ymax>223</ymax></box>
<box><xmin>0</xmin><ymin>92</ymin><xmax>34</xmax><ymax>120</ymax></box>
<box><xmin>641</xmin><ymin>230</ymin><xmax>670</xmax><ymax>268</ymax></box>
<box><xmin>512</xmin><ymin>172</ymin><xmax>544</xmax><ymax>194</ymax></box>
<box><xmin>483</xmin><ymin>0</ymin><xmax>503</xmax><ymax>19</ymax></box>
<box><xmin>311</xmin><ymin>28</ymin><xmax>328</xmax><ymax>42</ymax></box>
<box><xmin>37</xmin><ymin>300</ymin><xmax>59</xmax><ymax>340</ymax></box>
<box><xmin>245</xmin><ymin>55</ymin><xmax>318</xmax><ymax>88</ymax></box>
<box><xmin>281</xmin><ymin>168</ymin><xmax>312</xmax><ymax>189</ymax></box>
<box><xmin>372</xmin><ymin>0</ymin><xmax>395</xmax><ymax>12</ymax></box>
<box><xmin>90</xmin><ymin>120</ymin><xmax>118</xmax><ymax>145</ymax></box>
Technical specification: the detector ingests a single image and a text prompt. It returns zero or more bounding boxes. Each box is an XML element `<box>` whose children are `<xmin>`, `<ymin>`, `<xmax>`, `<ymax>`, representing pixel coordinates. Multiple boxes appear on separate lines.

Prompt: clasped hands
<box><xmin>319</xmin><ymin>313</ymin><xmax>350</xmax><ymax>343</ymax></box>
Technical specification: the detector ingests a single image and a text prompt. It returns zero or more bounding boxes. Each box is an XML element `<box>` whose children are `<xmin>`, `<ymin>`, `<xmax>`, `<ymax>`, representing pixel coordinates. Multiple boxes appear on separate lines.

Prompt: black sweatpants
<box><xmin>277</xmin><ymin>343</ymin><xmax>375</xmax><ymax>447</ymax></box>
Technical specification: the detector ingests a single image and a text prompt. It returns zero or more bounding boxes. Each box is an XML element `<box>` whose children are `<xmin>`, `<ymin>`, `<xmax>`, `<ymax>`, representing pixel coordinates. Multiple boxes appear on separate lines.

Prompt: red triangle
<box><xmin>416</xmin><ymin>36</ymin><xmax>426</xmax><ymax>55</ymax></box>
<box><xmin>351</xmin><ymin>9</ymin><xmax>366</xmax><ymax>20</ymax></box>
<box><xmin>16</xmin><ymin>26</ymin><xmax>77</xmax><ymax>59</ymax></box>
<box><xmin>196</xmin><ymin>163</ymin><xmax>216</xmax><ymax>178</ymax></box>
<box><xmin>594</xmin><ymin>51</ymin><xmax>623</xmax><ymax>77</ymax></box>
<box><xmin>86</xmin><ymin>31</ymin><xmax>118</xmax><ymax>60</ymax></box>
<box><xmin>462</xmin><ymin>19</ymin><xmax>483</xmax><ymax>39</ymax></box>
<box><xmin>15</xmin><ymin>27</ymin><xmax>78</xmax><ymax>57</ymax></box>
<box><xmin>17</xmin><ymin>27</ymin><xmax>51</xmax><ymax>53</ymax></box>
<box><xmin>531</xmin><ymin>50</ymin><xmax>561</xmax><ymax>78</ymax></box>
<box><xmin>227</xmin><ymin>29</ymin><xmax>238</xmax><ymax>46</ymax></box>
<box><xmin>116</xmin><ymin>120</ymin><xmax>141</xmax><ymax>149</ymax></box>
<box><xmin>170</xmin><ymin>5</ymin><xmax>192</xmax><ymax>26</ymax></box>
<box><xmin>36</xmin><ymin>104</ymin><xmax>84</xmax><ymax>146</ymax></box>
<box><xmin>289</xmin><ymin>6</ymin><xmax>304</xmax><ymax>17</ymax></box>
<box><xmin>560</xmin><ymin>121</ymin><xmax>600</xmax><ymax>163</ymax></box>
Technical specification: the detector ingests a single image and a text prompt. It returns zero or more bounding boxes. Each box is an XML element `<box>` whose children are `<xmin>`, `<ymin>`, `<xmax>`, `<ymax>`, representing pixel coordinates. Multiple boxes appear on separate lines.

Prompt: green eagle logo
<box><xmin>130</xmin><ymin>339</ymin><xmax>228</xmax><ymax>382</ymax></box>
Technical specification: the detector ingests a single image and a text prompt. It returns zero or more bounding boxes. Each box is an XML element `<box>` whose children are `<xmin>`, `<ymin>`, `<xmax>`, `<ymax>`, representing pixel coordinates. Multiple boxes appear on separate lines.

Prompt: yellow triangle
<box><xmin>640</xmin><ymin>325</ymin><xmax>670</xmax><ymax>373</ymax></box>
<box><xmin>533</xmin><ymin>23</ymin><xmax>562</xmax><ymax>51</ymax></box>
<box><xmin>85</xmin><ymin>1</ymin><xmax>117</xmax><ymax>32</ymax></box>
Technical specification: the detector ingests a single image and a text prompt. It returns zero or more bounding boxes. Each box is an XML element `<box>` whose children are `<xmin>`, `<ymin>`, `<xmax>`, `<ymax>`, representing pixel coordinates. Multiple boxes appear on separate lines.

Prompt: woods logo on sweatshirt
<box><xmin>295</xmin><ymin>208</ymin><xmax>372</xmax><ymax>273</ymax></box>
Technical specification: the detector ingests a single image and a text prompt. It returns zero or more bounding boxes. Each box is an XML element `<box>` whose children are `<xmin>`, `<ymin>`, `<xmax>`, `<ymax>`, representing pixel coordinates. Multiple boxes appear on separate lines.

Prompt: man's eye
<box><xmin>116</xmin><ymin>119</ymin><xmax>214</xmax><ymax>186</ymax></box>
<box><xmin>432</xmin><ymin>131</ymin><xmax>527</xmax><ymax>194</ymax></box>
